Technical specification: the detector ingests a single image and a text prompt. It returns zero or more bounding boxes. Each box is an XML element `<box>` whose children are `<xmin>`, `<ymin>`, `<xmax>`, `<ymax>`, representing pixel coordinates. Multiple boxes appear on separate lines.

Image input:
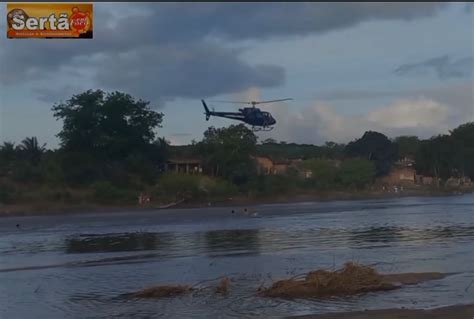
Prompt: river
<box><xmin>0</xmin><ymin>195</ymin><xmax>473</xmax><ymax>318</ymax></box>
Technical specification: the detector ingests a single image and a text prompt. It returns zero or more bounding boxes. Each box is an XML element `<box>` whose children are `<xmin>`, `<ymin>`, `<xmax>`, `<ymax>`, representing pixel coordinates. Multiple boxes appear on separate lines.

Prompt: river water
<box><xmin>0</xmin><ymin>195</ymin><xmax>473</xmax><ymax>318</ymax></box>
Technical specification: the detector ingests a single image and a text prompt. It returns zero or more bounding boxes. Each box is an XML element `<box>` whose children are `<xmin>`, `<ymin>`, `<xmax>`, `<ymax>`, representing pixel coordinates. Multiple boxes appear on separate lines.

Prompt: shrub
<box><xmin>92</xmin><ymin>180</ymin><xmax>135</xmax><ymax>204</ymax></box>
<box><xmin>0</xmin><ymin>184</ymin><xmax>16</xmax><ymax>204</ymax></box>
<box><xmin>249</xmin><ymin>174</ymin><xmax>300</xmax><ymax>196</ymax></box>
<box><xmin>155</xmin><ymin>173</ymin><xmax>238</xmax><ymax>202</ymax></box>
<box><xmin>337</xmin><ymin>158</ymin><xmax>375</xmax><ymax>189</ymax></box>
<box><xmin>303</xmin><ymin>159</ymin><xmax>338</xmax><ymax>189</ymax></box>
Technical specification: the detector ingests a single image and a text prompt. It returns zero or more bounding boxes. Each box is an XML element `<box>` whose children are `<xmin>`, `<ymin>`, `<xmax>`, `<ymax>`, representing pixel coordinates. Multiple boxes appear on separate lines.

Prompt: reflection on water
<box><xmin>0</xmin><ymin>196</ymin><xmax>474</xmax><ymax>318</ymax></box>
<box><xmin>63</xmin><ymin>225</ymin><xmax>474</xmax><ymax>258</ymax></box>
<box><xmin>65</xmin><ymin>232</ymin><xmax>173</xmax><ymax>254</ymax></box>
<box><xmin>65</xmin><ymin>229</ymin><xmax>262</xmax><ymax>257</ymax></box>
<box><xmin>203</xmin><ymin>229</ymin><xmax>261</xmax><ymax>256</ymax></box>
<box><xmin>350</xmin><ymin>226</ymin><xmax>403</xmax><ymax>244</ymax></box>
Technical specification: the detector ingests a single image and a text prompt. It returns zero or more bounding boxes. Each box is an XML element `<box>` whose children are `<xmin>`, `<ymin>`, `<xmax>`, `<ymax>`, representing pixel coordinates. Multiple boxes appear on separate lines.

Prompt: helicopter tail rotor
<box><xmin>201</xmin><ymin>99</ymin><xmax>211</xmax><ymax>121</ymax></box>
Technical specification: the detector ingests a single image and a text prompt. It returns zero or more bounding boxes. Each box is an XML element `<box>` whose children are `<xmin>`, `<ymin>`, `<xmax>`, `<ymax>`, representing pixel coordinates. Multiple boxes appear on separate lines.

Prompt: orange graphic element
<box><xmin>7</xmin><ymin>3</ymin><xmax>93</xmax><ymax>39</ymax></box>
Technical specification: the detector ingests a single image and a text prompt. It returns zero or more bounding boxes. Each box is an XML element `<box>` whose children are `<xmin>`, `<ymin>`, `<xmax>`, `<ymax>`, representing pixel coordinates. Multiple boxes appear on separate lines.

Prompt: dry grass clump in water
<box><xmin>216</xmin><ymin>277</ymin><xmax>231</xmax><ymax>295</ymax></box>
<box><xmin>131</xmin><ymin>285</ymin><xmax>191</xmax><ymax>298</ymax></box>
<box><xmin>259</xmin><ymin>262</ymin><xmax>396</xmax><ymax>299</ymax></box>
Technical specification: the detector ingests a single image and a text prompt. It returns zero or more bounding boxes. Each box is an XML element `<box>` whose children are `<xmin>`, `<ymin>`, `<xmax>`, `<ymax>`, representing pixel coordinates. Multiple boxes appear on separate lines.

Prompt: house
<box><xmin>255</xmin><ymin>156</ymin><xmax>274</xmax><ymax>175</ymax></box>
<box><xmin>273</xmin><ymin>159</ymin><xmax>291</xmax><ymax>174</ymax></box>
<box><xmin>415</xmin><ymin>175</ymin><xmax>437</xmax><ymax>185</ymax></box>
<box><xmin>381</xmin><ymin>166</ymin><xmax>416</xmax><ymax>185</ymax></box>
<box><xmin>165</xmin><ymin>158</ymin><xmax>202</xmax><ymax>174</ymax></box>
<box><xmin>254</xmin><ymin>156</ymin><xmax>290</xmax><ymax>175</ymax></box>
<box><xmin>395</xmin><ymin>157</ymin><xmax>415</xmax><ymax>167</ymax></box>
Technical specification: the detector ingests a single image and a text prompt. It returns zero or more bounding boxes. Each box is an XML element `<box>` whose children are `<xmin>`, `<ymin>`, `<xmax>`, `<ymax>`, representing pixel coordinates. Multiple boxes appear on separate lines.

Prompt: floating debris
<box><xmin>258</xmin><ymin>262</ymin><xmax>446</xmax><ymax>299</ymax></box>
<box><xmin>215</xmin><ymin>277</ymin><xmax>231</xmax><ymax>295</ymax></box>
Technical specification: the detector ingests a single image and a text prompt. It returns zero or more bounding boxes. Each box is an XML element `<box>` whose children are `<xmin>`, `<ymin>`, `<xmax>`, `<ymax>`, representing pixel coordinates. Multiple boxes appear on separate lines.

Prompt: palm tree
<box><xmin>0</xmin><ymin>142</ymin><xmax>16</xmax><ymax>162</ymax></box>
<box><xmin>0</xmin><ymin>142</ymin><xmax>17</xmax><ymax>175</ymax></box>
<box><xmin>18</xmin><ymin>137</ymin><xmax>46</xmax><ymax>164</ymax></box>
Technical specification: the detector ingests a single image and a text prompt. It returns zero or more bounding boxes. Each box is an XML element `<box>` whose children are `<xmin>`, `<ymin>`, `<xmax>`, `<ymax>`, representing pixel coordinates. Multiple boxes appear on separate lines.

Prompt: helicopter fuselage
<box><xmin>202</xmin><ymin>100</ymin><xmax>276</xmax><ymax>128</ymax></box>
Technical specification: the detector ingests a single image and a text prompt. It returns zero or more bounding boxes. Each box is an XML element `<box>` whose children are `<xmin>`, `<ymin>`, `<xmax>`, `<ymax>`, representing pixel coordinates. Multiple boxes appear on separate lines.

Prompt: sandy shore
<box><xmin>0</xmin><ymin>189</ymin><xmax>471</xmax><ymax>217</ymax></box>
<box><xmin>289</xmin><ymin>304</ymin><xmax>474</xmax><ymax>319</ymax></box>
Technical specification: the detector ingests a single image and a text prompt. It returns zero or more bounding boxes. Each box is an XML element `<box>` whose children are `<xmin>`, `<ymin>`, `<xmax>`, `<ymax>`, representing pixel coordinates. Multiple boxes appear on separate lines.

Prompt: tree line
<box><xmin>1</xmin><ymin>90</ymin><xmax>473</xmax><ymax>205</ymax></box>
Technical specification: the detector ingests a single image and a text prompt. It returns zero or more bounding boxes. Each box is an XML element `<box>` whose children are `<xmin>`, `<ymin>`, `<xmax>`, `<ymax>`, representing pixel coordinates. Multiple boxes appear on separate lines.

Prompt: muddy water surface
<box><xmin>0</xmin><ymin>195</ymin><xmax>473</xmax><ymax>318</ymax></box>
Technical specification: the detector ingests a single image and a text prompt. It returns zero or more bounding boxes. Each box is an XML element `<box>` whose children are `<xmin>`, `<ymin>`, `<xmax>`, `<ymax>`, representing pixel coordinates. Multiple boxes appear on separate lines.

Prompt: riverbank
<box><xmin>0</xmin><ymin>188</ymin><xmax>472</xmax><ymax>217</ymax></box>
<box><xmin>290</xmin><ymin>304</ymin><xmax>474</xmax><ymax>319</ymax></box>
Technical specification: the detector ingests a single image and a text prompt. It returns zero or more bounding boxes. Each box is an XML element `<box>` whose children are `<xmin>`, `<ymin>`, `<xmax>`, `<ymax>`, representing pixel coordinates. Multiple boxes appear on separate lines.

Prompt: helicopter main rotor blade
<box><xmin>253</xmin><ymin>98</ymin><xmax>293</xmax><ymax>104</ymax></box>
<box><xmin>209</xmin><ymin>98</ymin><xmax>292</xmax><ymax>105</ymax></box>
<box><xmin>208</xmin><ymin>100</ymin><xmax>251</xmax><ymax>104</ymax></box>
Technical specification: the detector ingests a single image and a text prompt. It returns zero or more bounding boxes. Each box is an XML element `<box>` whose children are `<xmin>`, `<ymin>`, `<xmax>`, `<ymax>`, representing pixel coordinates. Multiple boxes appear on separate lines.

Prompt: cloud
<box><xmin>170</xmin><ymin>133</ymin><xmax>191</xmax><ymax>137</ymax></box>
<box><xmin>0</xmin><ymin>3</ymin><xmax>447</xmax><ymax>103</ymax></box>
<box><xmin>231</xmin><ymin>87</ymin><xmax>262</xmax><ymax>102</ymax></box>
<box><xmin>141</xmin><ymin>3</ymin><xmax>445</xmax><ymax>41</ymax></box>
<box><xmin>33</xmin><ymin>85</ymin><xmax>92</xmax><ymax>103</ymax></box>
<box><xmin>166</xmin><ymin>133</ymin><xmax>192</xmax><ymax>145</ymax></box>
<box><xmin>261</xmin><ymin>85</ymin><xmax>471</xmax><ymax>145</ymax></box>
<box><xmin>367</xmin><ymin>97</ymin><xmax>449</xmax><ymax>128</ymax></box>
<box><xmin>93</xmin><ymin>44</ymin><xmax>284</xmax><ymax>101</ymax></box>
<box><xmin>395</xmin><ymin>55</ymin><xmax>474</xmax><ymax>79</ymax></box>
<box><xmin>315</xmin><ymin>89</ymin><xmax>401</xmax><ymax>101</ymax></box>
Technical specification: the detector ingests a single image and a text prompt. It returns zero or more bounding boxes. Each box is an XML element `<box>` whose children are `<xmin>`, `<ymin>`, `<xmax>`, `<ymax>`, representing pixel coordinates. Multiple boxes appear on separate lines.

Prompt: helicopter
<box><xmin>201</xmin><ymin>98</ymin><xmax>292</xmax><ymax>131</ymax></box>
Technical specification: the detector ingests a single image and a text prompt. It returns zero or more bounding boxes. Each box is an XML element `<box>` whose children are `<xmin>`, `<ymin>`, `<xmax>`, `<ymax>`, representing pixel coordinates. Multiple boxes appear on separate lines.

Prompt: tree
<box><xmin>337</xmin><ymin>158</ymin><xmax>375</xmax><ymax>189</ymax></box>
<box><xmin>321</xmin><ymin>141</ymin><xmax>345</xmax><ymax>159</ymax></box>
<box><xmin>0</xmin><ymin>142</ymin><xmax>17</xmax><ymax>175</ymax></box>
<box><xmin>262</xmin><ymin>138</ymin><xmax>277</xmax><ymax>144</ymax></box>
<box><xmin>198</xmin><ymin>124</ymin><xmax>257</xmax><ymax>185</ymax></box>
<box><xmin>449</xmin><ymin>122</ymin><xmax>474</xmax><ymax>179</ymax></box>
<box><xmin>304</xmin><ymin>159</ymin><xmax>338</xmax><ymax>189</ymax></box>
<box><xmin>52</xmin><ymin>90</ymin><xmax>166</xmax><ymax>185</ymax></box>
<box><xmin>394</xmin><ymin>136</ymin><xmax>420</xmax><ymax>159</ymax></box>
<box><xmin>415</xmin><ymin>135</ymin><xmax>456</xmax><ymax>182</ymax></box>
<box><xmin>17</xmin><ymin>137</ymin><xmax>46</xmax><ymax>165</ymax></box>
<box><xmin>52</xmin><ymin>90</ymin><xmax>163</xmax><ymax>159</ymax></box>
<box><xmin>345</xmin><ymin>131</ymin><xmax>398</xmax><ymax>176</ymax></box>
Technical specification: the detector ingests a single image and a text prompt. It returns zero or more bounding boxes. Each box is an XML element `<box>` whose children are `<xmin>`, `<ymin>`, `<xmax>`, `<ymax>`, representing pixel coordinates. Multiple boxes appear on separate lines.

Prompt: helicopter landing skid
<box><xmin>251</xmin><ymin>126</ymin><xmax>274</xmax><ymax>132</ymax></box>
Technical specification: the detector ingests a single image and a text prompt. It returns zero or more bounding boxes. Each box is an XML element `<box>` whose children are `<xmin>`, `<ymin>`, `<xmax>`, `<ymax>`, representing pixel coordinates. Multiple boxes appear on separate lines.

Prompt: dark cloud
<box><xmin>93</xmin><ymin>43</ymin><xmax>284</xmax><ymax>100</ymax></box>
<box><xmin>395</xmin><ymin>55</ymin><xmax>474</xmax><ymax>80</ymax></box>
<box><xmin>33</xmin><ymin>85</ymin><xmax>92</xmax><ymax>103</ymax></box>
<box><xmin>125</xmin><ymin>3</ymin><xmax>445</xmax><ymax>41</ymax></box>
<box><xmin>1</xmin><ymin>3</ymin><xmax>447</xmax><ymax>102</ymax></box>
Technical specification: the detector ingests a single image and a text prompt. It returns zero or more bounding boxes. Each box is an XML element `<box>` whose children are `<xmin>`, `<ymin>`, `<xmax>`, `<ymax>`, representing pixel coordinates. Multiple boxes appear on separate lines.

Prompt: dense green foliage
<box><xmin>51</xmin><ymin>90</ymin><xmax>168</xmax><ymax>185</ymax></box>
<box><xmin>394</xmin><ymin>136</ymin><xmax>420</xmax><ymax>159</ymax></box>
<box><xmin>197</xmin><ymin>124</ymin><xmax>257</xmax><ymax>185</ymax></box>
<box><xmin>0</xmin><ymin>89</ymin><xmax>472</xmax><ymax>208</ymax></box>
<box><xmin>302</xmin><ymin>158</ymin><xmax>375</xmax><ymax>190</ymax></box>
<box><xmin>155</xmin><ymin>172</ymin><xmax>238</xmax><ymax>202</ymax></box>
<box><xmin>415</xmin><ymin>122</ymin><xmax>474</xmax><ymax>181</ymax></box>
<box><xmin>256</xmin><ymin>140</ymin><xmax>345</xmax><ymax>160</ymax></box>
<box><xmin>304</xmin><ymin>159</ymin><xmax>339</xmax><ymax>189</ymax></box>
<box><xmin>345</xmin><ymin>131</ymin><xmax>398</xmax><ymax>176</ymax></box>
<box><xmin>338</xmin><ymin>158</ymin><xmax>376</xmax><ymax>189</ymax></box>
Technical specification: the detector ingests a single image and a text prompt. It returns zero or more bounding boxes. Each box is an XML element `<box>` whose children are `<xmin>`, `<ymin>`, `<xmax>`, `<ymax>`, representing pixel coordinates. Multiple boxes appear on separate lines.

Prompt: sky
<box><xmin>0</xmin><ymin>2</ymin><xmax>473</xmax><ymax>148</ymax></box>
